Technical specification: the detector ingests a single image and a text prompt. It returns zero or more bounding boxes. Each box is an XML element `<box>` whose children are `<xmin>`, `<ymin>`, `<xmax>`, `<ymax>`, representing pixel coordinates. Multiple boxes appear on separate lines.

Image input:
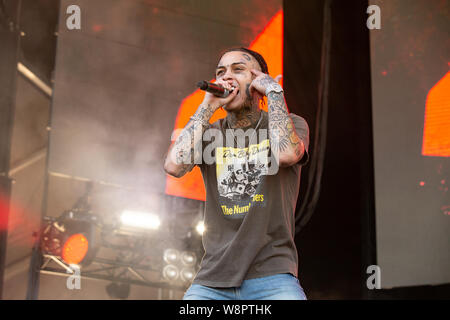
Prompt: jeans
<box><xmin>183</xmin><ymin>273</ymin><xmax>307</xmax><ymax>300</ymax></box>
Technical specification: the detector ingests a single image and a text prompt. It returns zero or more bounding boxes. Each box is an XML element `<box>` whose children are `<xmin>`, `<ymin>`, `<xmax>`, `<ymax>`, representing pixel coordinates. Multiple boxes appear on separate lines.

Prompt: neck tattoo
<box><xmin>226</xmin><ymin>84</ymin><xmax>261</xmax><ymax>129</ymax></box>
<box><xmin>226</xmin><ymin>111</ymin><xmax>264</xmax><ymax>149</ymax></box>
<box><xmin>226</xmin><ymin>108</ymin><xmax>261</xmax><ymax>129</ymax></box>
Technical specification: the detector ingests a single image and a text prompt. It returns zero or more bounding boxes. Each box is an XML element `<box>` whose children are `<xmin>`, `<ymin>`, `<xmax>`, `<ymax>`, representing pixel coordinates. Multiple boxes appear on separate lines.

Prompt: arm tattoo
<box><xmin>267</xmin><ymin>92</ymin><xmax>301</xmax><ymax>158</ymax></box>
<box><xmin>170</xmin><ymin>104</ymin><xmax>213</xmax><ymax>175</ymax></box>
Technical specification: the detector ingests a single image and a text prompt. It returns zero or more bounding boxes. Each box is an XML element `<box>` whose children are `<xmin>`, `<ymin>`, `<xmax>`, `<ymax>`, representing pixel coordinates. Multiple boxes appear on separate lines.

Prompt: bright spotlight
<box><xmin>163</xmin><ymin>248</ymin><xmax>180</xmax><ymax>264</ymax></box>
<box><xmin>180</xmin><ymin>267</ymin><xmax>195</xmax><ymax>282</ymax></box>
<box><xmin>196</xmin><ymin>221</ymin><xmax>205</xmax><ymax>235</ymax></box>
<box><xmin>181</xmin><ymin>251</ymin><xmax>197</xmax><ymax>267</ymax></box>
<box><xmin>120</xmin><ymin>210</ymin><xmax>160</xmax><ymax>230</ymax></box>
<box><xmin>62</xmin><ymin>233</ymin><xmax>89</xmax><ymax>265</ymax></box>
<box><xmin>162</xmin><ymin>265</ymin><xmax>179</xmax><ymax>281</ymax></box>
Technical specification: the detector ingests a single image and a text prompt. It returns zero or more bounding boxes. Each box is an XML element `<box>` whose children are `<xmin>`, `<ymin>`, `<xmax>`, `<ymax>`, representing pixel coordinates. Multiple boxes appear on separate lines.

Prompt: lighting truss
<box><xmin>38</xmin><ymin>254</ymin><xmax>188</xmax><ymax>291</ymax></box>
<box><xmin>36</xmin><ymin>214</ymin><xmax>203</xmax><ymax>292</ymax></box>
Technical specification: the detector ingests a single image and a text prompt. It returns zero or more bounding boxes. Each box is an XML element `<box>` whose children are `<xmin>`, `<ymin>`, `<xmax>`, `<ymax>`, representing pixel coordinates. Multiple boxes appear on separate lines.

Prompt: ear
<box><xmin>253</xmin><ymin>90</ymin><xmax>263</xmax><ymax>103</ymax></box>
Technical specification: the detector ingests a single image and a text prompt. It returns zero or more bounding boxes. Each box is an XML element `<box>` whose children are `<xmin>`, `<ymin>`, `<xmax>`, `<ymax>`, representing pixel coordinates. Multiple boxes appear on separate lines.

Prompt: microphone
<box><xmin>197</xmin><ymin>81</ymin><xmax>232</xmax><ymax>98</ymax></box>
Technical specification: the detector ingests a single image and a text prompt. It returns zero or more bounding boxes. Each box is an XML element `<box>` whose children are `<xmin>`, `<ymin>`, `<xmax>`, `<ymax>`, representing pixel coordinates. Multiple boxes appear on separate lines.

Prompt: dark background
<box><xmin>285</xmin><ymin>0</ymin><xmax>371</xmax><ymax>299</ymax></box>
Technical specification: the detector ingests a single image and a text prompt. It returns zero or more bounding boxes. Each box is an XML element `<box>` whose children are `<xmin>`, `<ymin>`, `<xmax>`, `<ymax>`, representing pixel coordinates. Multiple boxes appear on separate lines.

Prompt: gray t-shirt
<box><xmin>193</xmin><ymin>111</ymin><xmax>309</xmax><ymax>288</ymax></box>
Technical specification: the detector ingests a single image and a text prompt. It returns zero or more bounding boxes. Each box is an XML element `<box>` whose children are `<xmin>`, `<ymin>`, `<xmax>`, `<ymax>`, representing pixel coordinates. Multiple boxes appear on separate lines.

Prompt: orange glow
<box><xmin>92</xmin><ymin>25</ymin><xmax>104</xmax><ymax>33</ymax></box>
<box><xmin>165</xmin><ymin>10</ymin><xmax>284</xmax><ymax>201</ymax></box>
<box><xmin>0</xmin><ymin>193</ymin><xmax>9</xmax><ymax>231</ymax></box>
<box><xmin>0</xmin><ymin>192</ymin><xmax>35</xmax><ymax>248</ymax></box>
<box><xmin>422</xmin><ymin>71</ymin><xmax>450</xmax><ymax>157</ymax></box>
<box><xmin>62</xmin><ymin>233</ymin><xmax>89</xmax><ymax>265</ymax></box>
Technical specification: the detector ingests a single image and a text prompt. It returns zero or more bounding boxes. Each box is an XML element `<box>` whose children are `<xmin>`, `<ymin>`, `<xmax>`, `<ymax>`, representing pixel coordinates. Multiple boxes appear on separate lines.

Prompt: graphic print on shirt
<box><xmin>216</xmin><ymin>139</ymin><xmax>269</xmax><ymax>218</ymax></box>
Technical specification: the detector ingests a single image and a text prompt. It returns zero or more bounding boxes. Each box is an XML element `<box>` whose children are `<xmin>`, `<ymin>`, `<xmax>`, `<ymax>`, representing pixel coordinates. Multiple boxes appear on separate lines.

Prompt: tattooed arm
<box><xmin>164</xmin><ymin>81</ymin><xmax>238</xmax><ymax>178</ymax></box>
<box><xmin>250</xmin><ymin>69</ymin><xmax>305</xmax><ymax>167</ymax></box>
<box><xmin>267</xmin><ymin>91</ymin><xmax>305</xmax><ymax>166</ymax></box>
<box><xmin>164</xmin><ymin>104</ymin><xmax>213</xmax><ymax>178</ymax></box>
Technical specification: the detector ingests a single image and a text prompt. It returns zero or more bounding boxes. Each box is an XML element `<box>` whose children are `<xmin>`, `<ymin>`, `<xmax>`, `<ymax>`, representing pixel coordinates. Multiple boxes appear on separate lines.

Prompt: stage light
<box><xmin>163</xmin><ymin>248</ymin><xmax>179</xmax><ymax>264</ymax></box>
<box><xmin>161</xmin><ymin>248</ymin><xmax>200</xmax><ymax>285</ymax></box>
<box><xmin>41</xmin><ymin>211</ymin><xmax>101</xmax><ymax>267</ymax></box>
<box><xmin>180</xmin><ymin>267</ymin><xmax>195</xmax><ymax>282</ymax></box>
<box><xmin>120</xmin><ymin>210</ymin><xmax>161</xmax><ymax>230</ymax></box>
<box><xmin>61</xmin><ymin>233</ymin><xmax>89</xmax><ymax>265</ymax></box>
<box><xmin>196</xmin><ymin>221</ymin><xmax>205</xmax><ymax>235</ymax></box>
<box><xmin>162</xmin><ymin>264</ymin><xmax>179</xmax><ymax>281</ymax></box>
<box><xmin>180</xmin><ymin>251</ymin><xmax>196</xmax><ymax>267</ymax></box>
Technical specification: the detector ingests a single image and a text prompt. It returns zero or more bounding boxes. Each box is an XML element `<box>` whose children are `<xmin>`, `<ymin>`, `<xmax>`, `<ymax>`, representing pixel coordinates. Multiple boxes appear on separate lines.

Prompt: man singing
<box><xmin>164</xmin><ymin>47</ymin><xmax>309</xmax><ymax>300</ymax></box>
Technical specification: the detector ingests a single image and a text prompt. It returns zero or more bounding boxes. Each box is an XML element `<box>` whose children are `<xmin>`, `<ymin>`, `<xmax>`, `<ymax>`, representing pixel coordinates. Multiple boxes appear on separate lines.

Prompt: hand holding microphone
<box><xmin>197</xmin><ymin>81</ymin><xmax>233</xmax><ymax>98</ymax></box>
<box><xmin>197</xmin><ymin>80</ymin><xmax>238</xmax><ymax>111</ymax></box>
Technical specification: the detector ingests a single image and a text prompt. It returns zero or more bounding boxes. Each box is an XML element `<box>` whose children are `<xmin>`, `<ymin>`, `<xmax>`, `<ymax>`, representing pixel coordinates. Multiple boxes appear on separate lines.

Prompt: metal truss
<box><xmin>39</xmin><ymin>254</ymin><xmax>189</xmax><ymax>291</ymax></box>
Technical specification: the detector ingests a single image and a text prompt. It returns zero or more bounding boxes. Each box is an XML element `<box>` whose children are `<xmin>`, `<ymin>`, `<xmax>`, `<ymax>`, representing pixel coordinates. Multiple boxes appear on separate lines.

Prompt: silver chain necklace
<box><xmin>226</xmin><ymin>111</ymin><xmax>264</xmax><ymax>149</ymax></box>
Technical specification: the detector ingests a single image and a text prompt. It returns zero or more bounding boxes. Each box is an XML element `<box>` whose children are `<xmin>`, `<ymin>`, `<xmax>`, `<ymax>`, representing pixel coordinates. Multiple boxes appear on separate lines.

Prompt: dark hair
<box><xmin>219</xmin><ymin>47</ymin><xmax>269</xmax><ymax>74</ymax></box>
